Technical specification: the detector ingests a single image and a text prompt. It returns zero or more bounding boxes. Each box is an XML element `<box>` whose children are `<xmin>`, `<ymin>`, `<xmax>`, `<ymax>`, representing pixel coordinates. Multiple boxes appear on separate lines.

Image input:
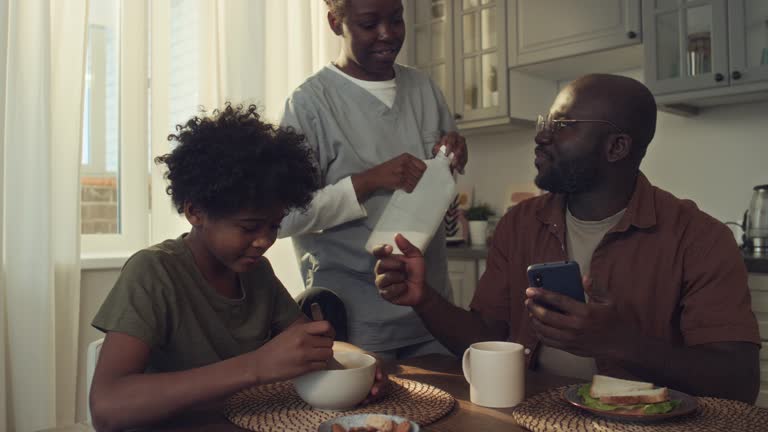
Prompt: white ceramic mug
<box><xmin>462</xmin><ymin>341</ymin><xmax>525</xmax><ymax>408</ymax></box>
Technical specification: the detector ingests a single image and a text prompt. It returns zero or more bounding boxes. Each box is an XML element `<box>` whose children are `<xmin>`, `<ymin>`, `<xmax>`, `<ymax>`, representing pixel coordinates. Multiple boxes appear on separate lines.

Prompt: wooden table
<box><xmin>41</xmin><ymin>354</ymin><xmax>580</xmax><ymax>432</ymax></box>
<box><xmin>399</xmin><ymin>355</ymin><xmax>580</xmax><ymax>431</ymax></box>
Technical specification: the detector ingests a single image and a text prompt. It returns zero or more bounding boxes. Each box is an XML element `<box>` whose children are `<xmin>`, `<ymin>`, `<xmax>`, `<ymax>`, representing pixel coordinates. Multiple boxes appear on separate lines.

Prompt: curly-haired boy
<box><xmin>89</xmin><ymin>104</ymin><xmax>385</xmax><ymax>430</ymax></box>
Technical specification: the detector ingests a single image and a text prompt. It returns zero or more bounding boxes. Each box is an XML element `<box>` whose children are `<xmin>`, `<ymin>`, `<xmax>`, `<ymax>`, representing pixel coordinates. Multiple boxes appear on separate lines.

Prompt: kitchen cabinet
<box><xmin>760</xmin><ymin>342</ymin><xmax>768</xmax><ymax>408</ymax></box>
<box><xmin>749</xmin><ymin>273</ymin><xmax>768</xmax><ymax>408</ymax></box>
<box><xmin>452</xmin><ymin>0</ymin><xmax>509</xmax><ymax>126</ymax></box>
<box><xmin>448</xmin><ymin>258</ymin><xmax>487</xmax><ymax>310</ymax></box>
<box><xmin>448</xmin><ymin>259</ymin><xmax>477</xmax><ymax>310</ymax></box>
<box><xmin>507</xmin><ymin>0</ymin><xmax>642</xmax><ymax>80</ymax></box>
<box><xmin>728</xmin><ymin>0</ymin><xmax>768</xmax><ymax>86</ymax></box>
<box><xmin>410</xmin><ymin>0</ymin><xmax>456</xmax><ymax>112</ymax></box>
<box><xmin>644</xmin><ymin>0</ymin><xmax>768</xmax><ymax>111</ymax></box>
<box><xmin>643</xmin><ymin>0</ymin><xmax>729</xmax><ymax>95</ymax></box>
<box><xmin>408</xmin><ymin>0</ymin><xmax>519</xmax><ymax>130</ymax></box>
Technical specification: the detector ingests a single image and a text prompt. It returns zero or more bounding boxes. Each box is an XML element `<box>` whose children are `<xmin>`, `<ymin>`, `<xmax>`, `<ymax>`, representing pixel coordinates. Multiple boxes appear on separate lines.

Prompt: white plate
<box><xmin>317</xmin><ymin>413</ymin><xmax>420</xmax><ymax>432</ymax></box>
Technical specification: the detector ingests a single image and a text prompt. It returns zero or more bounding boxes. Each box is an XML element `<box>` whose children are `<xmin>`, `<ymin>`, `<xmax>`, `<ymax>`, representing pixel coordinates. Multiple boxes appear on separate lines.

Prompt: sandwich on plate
<box><xmin>577</xmin><ymin>375</ymin><xmax>681</xmax><ymax>415</ymax></box>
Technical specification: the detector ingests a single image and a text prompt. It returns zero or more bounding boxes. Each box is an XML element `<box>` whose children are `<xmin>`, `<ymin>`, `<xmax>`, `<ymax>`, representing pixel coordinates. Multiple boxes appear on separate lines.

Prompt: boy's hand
<box><xmin>361</xmin><ymin>365</ymin><xmax>390</xmax><ymax>405</ymax></box>
<box><xmin>250</xmin><ymin>320</ymin><xmax>334</xmax><ymax>384</ymax></box>
<box><xmin>330</xmin><ymin>342</ymin><xmax>390</xmax><ymax>405</ymax></box>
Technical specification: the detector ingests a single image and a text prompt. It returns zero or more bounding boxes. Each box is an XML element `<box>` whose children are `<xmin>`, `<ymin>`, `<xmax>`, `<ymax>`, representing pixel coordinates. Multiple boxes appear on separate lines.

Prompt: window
<box><xmin>81</xmin><ymin>0</ymin><xmax>270</xmax><ymax>257</ymax></box>
<box><xmin>168</xmin><ymin>0</ymin><xmax>201</xmax><ymax>130</ymax></box>
<box><xmin>147</xmin><ymin>0</ymin><xmax>205</xmax><ymax>246</ymax></box>
<box><xmin>81</xmin><ymin>0</ymin><xmax>149</xmax><ymax>255</ymax></box>
<box><xmin>81</xmin><ymin>0</ymin><xmax>121</xmax><ymax>235</ymax></box>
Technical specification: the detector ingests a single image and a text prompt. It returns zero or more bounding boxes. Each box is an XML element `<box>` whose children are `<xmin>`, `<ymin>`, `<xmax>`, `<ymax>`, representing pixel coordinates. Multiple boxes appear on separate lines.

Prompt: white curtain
<box><xmin>261</xmin><ymin>0</ymin><xmax>340</xmax><ymax>295</ymax></box>
<box><xmin>150</xmin><ymin>0</ymin><xmax>340</xmax><ymax>296</ymax></box>
<box><xmin>264</xmin><ymin>0</ymin><xmax>340</xmax><ymax>121</ymax></box>
<box><xmin>205</xmin><ymin>0</ymin><xmax>341</xmax><ymax>295</ymax></box>
<box><xmin>194</xmin><ymin>0</ymin><xmax>340</xmax><ymax>119</ymax></box>
<box><xmin>0</xmin><ymin>0</ymin><xmax>87</xmax><ymax>430</ymax></box>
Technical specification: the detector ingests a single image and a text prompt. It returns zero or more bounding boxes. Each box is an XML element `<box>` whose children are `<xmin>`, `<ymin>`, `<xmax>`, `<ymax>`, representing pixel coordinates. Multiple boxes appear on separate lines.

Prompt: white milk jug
<box><xmin>365</xmin><ymin>145</ymin><xmax>456</xmax><ymax>254</ymax></box>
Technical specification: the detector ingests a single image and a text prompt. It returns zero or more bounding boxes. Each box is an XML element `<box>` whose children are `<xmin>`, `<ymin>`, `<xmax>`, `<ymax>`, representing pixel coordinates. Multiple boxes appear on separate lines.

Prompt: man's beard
<box><xmin>535</xmin><ymin>153</ymin><xmax>600</xmax><ymax>194</ymax></box>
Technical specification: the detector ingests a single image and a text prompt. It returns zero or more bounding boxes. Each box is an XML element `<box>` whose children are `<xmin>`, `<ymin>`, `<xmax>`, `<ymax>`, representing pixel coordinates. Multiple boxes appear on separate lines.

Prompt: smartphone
<box><xmin>526</xmin><ymin>261</ymin><xmax>586</xmax><ymax>304</ymax></box>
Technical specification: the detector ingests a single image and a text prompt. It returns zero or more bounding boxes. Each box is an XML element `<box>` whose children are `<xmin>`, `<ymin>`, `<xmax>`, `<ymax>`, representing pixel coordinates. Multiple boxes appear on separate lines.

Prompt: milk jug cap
<box><xmin>437</xmin><ymin>144</ymin><xmax>454</xmax><ymax>161</ymax></box>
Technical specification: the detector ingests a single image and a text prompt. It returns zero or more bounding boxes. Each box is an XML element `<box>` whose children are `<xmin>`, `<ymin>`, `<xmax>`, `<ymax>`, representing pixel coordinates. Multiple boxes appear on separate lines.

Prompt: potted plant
<box><xmin>465</xmin><ymin>203</ymin><xmax>495</xmax><ymax>246</ymax></box>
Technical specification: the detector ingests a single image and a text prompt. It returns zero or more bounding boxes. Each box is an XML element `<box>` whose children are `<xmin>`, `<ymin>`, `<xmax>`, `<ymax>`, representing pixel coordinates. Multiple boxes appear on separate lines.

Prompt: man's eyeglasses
<box><xmin>536</xmin><ymin>114</ymin><xmax>625</xmax><ymax>135</ymax></box>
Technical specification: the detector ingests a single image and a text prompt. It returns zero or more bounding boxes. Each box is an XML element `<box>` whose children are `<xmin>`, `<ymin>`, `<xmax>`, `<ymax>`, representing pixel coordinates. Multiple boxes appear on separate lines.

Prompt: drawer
<box><xmin>448</xmin><ymin>260</ymin><xmax>474</xmax><ymax>273</ymax></box>
<box><xmin>762</xmin><ymin>360</ymin><xmax>768</xmax><ymax>384</ymax></box>
<box><xmin>758</xmin><ymin>388</ymin><xmax>768</xmax><ymax>409</ymax></box>
<box><xmin>749</xmin><ymin>274</ymin><xmax>768</xmax><ymax>292</ymax></box>
<box><xmin>751</xmin><ymin>289</ymin><xmax>768</xmax><ymax>313</ymax></box>
<box><xmin>757</xmin><ymin>313</ymin><xmax>768</xmax><ymax>339</ymax></box>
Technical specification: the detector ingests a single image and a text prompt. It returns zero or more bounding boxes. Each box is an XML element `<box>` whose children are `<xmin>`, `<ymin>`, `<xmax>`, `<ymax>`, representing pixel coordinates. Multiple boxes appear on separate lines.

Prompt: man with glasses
<box><xmin>373</xmin><ymin>74</ymin><xmax>760</xmax><ymax>402</ymax></box>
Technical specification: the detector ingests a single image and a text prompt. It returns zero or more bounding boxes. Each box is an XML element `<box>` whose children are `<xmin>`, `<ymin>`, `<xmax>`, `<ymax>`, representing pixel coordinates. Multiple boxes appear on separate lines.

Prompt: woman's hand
<box><xmin>351</xmin><ymin>153</ymin><xmax>427</xmax><ymax>202</ymax></box>
<box><xmin>433</xmin><ymin>131</ymin><xmax>468</xmax><ymax>174</ymax></box>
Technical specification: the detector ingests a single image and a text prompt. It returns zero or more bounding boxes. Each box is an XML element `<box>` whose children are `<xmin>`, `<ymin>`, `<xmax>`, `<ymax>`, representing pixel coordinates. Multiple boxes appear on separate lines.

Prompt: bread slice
<box><xmin>365</xmin><ymin>415</ymin><xmax>395</xmax><ymax>432</ymax></box>
<box><xmin>589</xmin><ymin>375</ymin><xmax>654</xmax><ymax>398</ymax></box>
<box><xmin>598</xmin><ymin>387</ymin><xmax>670</xmax><ymax>405</ymax></box>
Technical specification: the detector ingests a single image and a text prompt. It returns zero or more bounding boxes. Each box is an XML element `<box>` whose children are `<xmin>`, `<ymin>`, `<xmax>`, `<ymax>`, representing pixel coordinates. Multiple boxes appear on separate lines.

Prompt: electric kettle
<box><xmin>744</xmin><ymin>185</ymin><xmax>768</xmax><ymax>256</ymax></box>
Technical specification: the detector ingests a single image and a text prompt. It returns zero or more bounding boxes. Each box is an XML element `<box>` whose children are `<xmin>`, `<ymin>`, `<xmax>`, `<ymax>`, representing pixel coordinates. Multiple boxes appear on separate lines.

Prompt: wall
<box><xmin>76</xmin><ymin>268</ymin><xmax>120</xmax><ymax>422</ymax></box>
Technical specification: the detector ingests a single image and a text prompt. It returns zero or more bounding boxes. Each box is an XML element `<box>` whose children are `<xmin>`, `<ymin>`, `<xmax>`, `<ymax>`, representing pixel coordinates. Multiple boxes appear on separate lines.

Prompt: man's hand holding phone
<box><xmin>525</xmin><ymin>266</ymin><xmax>639</xmax><ymax>359</ymax></box>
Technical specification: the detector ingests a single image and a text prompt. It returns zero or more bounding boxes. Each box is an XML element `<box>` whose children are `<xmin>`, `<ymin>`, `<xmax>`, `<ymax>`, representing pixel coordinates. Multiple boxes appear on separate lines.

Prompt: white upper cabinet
<box><xmin>411</xmin><ymin>0</ymin><xmax>456</xmax><ymax>113</ymax></box>
<box><xmin>728</xmin><ymin>0</ymin><xmax>768</xmax><ymax>86</ymax></box>
<box><xmin>643</xmin><ymin>0</ymin><xmax>729</xmax><ymax>95</ymax></box>
<box><xmin>452</xmin><ymin>0</ymin><xmax>509</xmax><ymax>125</ymax></box>
<box><xmin>408</xmin><ymin>0</ymin><xmax>521</xmax><ymax>129</ymax></box>
<box><xmin>508</xmin><ymin>0</ymin><xmax>641</xmax><ymax>67</ymax></box>
<box><xmin>644</xmin><ymin>0</ymin><xmax>768</xmax><ymax>110</ymax></box>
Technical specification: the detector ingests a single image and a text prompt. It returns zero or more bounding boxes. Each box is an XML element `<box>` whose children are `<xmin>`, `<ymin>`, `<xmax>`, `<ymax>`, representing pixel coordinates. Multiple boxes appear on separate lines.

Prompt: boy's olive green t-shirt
<box><xmin>92</xmin><ymin>236</ymin><xmax>302</xmax><ymax>372</ymax></box>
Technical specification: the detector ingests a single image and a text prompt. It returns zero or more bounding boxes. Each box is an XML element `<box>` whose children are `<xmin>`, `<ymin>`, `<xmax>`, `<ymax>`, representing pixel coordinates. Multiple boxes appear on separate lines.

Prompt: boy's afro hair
<box><xmin>324</xmin><ymin>0</ymin><xmax>347</xmax><ymax>18</ymax></box>
<box><xmin>155</xmin><ymin>103</ymin><xmax>320</xmax><ymax>218</ymax></box>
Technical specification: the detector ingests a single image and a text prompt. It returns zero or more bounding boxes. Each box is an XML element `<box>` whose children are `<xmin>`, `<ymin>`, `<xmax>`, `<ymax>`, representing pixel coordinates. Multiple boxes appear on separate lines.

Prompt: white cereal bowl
<box><xmin>292</xmin><ymin>351</ymin><xmax>377</xmax><ymax>411</ymax></box>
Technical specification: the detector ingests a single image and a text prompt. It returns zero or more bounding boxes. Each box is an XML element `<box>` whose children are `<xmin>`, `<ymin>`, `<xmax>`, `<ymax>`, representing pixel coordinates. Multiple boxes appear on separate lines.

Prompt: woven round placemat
<box><xmin>512</xmin><ymin>386</ymin><xmax>768</xmax><ymax>431</ymax></box>
<box><xmin>223</xmin><ymin>377</ymin><xmax>455</xmax><ymax>432</ymax></box>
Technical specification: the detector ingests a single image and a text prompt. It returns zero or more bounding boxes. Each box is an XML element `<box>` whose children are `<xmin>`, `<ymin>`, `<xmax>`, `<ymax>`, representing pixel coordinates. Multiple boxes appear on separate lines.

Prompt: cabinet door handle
<box><xmin>454</xmin><ymin>113</ymin><xmax>463</xmax><ymax>120</ymax></box>
<box><xmin>732</xmin><ymin>70</ymin><xmax>742</xmax><ymax>80</ymax></box>
<box><xmin>627</xmin><ymin>31</ymin><xmax>637</xmax><ymax>39</ymax></box>
<box><xmin>714</xmin><ymin>73</ymin><xmax>724</xmax><ymax>82</ymax></box>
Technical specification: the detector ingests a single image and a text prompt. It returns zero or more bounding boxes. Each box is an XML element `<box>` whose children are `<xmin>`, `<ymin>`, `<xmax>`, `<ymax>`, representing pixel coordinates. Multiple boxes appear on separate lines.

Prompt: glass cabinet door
<box><xmin>643</xmin><ymin>0</ymin><xmax>729</xmax><ymax>95</ymax></box>
<box><xmin>728</xmin><ymin>0</ymin><xmax>768</xmax><ymax>85</ymax></box>
<box><xmin>453</xmin><ymin>0</ymin><xmax>507</xmax><ymax>122</ymax></box>
<box><xmin>412</xmin><ymin>0</ymin><xmax>455</xmax><ymax>112</ymax></box>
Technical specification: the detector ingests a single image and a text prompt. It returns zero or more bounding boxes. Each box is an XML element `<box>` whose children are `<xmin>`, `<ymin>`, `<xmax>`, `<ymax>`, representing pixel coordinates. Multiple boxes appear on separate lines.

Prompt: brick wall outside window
<box><xmin>81</xmin><ymin>176</ymin><xmax>118</xmax><ymax>234</ymax></box>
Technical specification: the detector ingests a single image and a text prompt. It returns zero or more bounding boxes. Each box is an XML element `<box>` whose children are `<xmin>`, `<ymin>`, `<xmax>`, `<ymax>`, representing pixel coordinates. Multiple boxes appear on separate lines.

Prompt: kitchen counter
<box><xmin>448</xmin><ymin>244</ymin><xmax>768</xmax><ymax>274</ymax></box>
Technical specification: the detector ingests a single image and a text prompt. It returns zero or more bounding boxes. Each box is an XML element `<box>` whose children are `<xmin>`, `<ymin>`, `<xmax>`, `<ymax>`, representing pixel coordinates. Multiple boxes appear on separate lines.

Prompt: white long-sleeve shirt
<box><xmin>278</xmin><ymin>176</ymin><xmax>367</xmax><ymax>238</ymax></box>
